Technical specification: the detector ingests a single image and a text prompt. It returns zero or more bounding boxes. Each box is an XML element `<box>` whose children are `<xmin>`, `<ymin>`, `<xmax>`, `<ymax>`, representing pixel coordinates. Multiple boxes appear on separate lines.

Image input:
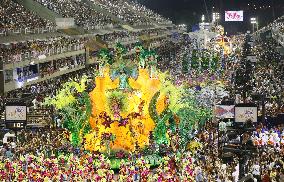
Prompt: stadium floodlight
<box><xmin>250</xmin><ymin>17</ymin><xmax>258</xmax><ymax>32</ymax></box>
<box><xmin>212</xmin><ymin>12</ymin><xmax>220</xmax><ymax>24</ymax></box>
<box><xmin>250</xmin><ymin>17</ymin><xmax>257</xmax><ymax>24</ymax></box>
<box><xmin>201</xmin><ymin>15</ymin><xmax>205</xmax><ymax>22</ymax></box>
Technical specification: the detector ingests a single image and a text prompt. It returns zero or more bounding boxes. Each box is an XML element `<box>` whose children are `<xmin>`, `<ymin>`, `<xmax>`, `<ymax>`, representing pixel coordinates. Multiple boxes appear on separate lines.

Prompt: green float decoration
<box><xmin>45</xmin><ymin>75</ymin><xmax>92</xmax><ymax>147</ymax></box>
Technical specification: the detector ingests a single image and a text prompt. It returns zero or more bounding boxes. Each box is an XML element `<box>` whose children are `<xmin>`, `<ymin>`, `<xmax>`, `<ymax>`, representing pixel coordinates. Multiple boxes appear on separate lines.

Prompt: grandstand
<box><xmin>253</xmin><ymin>15</ymin><xmax>284</xmax><ymax>47</ymax></box>
<box><xmin>0</xmin><ymin>0</ymin><xmax>181</xmax><ymax>128</ymax></box>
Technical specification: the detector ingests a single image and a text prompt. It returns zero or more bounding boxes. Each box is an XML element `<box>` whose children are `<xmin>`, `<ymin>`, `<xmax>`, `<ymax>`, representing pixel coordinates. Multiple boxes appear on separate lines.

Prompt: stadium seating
<box><xmin>35</xmin><ymin>0</ymin><xmax>116</xmax><ymax>30</ymax></box>
<box><xmin>0</xmin><ymin>0</ymin><xmax>54</xmax><ymax>35</ymax></box>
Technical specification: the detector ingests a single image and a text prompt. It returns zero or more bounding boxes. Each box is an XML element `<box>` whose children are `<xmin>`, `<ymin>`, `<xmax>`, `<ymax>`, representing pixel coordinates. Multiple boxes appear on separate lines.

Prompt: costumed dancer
<box><xmin>148</xmin><ymin>50</ymin><xmax>158</xmax><ymax>79</ymax></box>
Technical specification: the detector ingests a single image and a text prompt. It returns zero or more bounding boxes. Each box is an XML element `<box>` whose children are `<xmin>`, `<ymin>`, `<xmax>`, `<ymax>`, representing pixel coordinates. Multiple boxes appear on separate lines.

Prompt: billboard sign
<box><xmin>225</xmin><ymin>11</ymin><xmax>244</xmax><ymax>22</ymax></box>
<box><xmin>215</xmin><ymin>105</ymin><xmax>235</xmax><ymax>119</ymax></box>
<box><xmin>235</xmin><ymin>106</ymin><xmax>257</xmax><ymax>123</ymax></box>
<box><xmin>5</xmin><ymin>103</ymin><xmax>27</xmax><ymax>130</ymax></box>
<box><xmin>5</xmin><ymin>105</ymin><xmax>27</xmax><ymax>121</ymax></box>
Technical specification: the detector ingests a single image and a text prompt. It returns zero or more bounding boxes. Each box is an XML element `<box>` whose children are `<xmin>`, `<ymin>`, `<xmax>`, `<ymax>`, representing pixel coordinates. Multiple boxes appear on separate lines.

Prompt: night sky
<box><xmin>137</xmin><ymin>0</ymin><xmax>284</xmax><ymax>34</ymax></box>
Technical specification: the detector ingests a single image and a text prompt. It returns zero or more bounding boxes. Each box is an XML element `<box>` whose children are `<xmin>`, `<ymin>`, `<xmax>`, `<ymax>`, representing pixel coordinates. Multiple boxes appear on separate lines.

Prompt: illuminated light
<box><xmin>16</xmin><ymin>80</ymin><xmax>24</xmax><ymax>89</ymax></box>
<box><xmin>27</xmin><ymin>77</ymin><xmax>39</xmax><ymax>82</ymax></box>
<box><xmin>201</xmin><ymin>14</ymin><xmax>205</xmax><ymax>22</ymax></box>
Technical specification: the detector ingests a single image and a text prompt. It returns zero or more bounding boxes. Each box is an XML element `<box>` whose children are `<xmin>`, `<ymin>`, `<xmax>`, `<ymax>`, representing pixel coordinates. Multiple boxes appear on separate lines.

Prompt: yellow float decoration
<box><xmin>85</xmin><ymin>67</ymin><xmax>166</xmax><ymax>153</ymax></box>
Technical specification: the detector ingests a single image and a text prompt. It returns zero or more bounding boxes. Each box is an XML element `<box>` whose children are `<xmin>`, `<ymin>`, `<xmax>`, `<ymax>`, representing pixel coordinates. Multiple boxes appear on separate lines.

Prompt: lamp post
<box><xmin>250</xmin><ymin>17</ymin><xmax>258</xmax><ymax>33</ymax></box>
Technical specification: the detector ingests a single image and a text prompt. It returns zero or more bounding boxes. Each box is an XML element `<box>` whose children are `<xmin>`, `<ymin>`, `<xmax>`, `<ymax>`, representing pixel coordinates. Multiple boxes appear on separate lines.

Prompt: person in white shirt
<box><xmin>252</xmin><ymin>161</ymin><xmax>261</xmax><ymax>181</ymax></box>
<box><xmin>232</xmin><ymin>163</ymin><xmax>239</xmax><ymax>182</ymax></box>
<box><xmin>32</xmin><ymin>98</ymin><xmax>38</xmax><ymax>109</ymax></box>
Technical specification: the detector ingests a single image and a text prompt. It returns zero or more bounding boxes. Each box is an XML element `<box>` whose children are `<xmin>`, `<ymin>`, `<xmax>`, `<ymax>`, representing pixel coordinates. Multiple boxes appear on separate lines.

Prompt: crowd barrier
<box><xmin>0</xmin><ymin>26</ymin><xmax>56</xmax><ymax>37</ymax></box>
<box><xmin>85</xmin><ymin>24</ymin><xmax>115</xmax><ymax>30</ymax></box>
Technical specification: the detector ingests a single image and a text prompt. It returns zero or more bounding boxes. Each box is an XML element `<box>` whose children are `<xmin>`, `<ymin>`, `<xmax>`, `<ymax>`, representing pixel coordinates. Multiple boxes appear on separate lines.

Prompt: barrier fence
<box><xmin>0</xmin><ymin>26</ymin><xmax>56</xmax><ymax>37</ymax></box>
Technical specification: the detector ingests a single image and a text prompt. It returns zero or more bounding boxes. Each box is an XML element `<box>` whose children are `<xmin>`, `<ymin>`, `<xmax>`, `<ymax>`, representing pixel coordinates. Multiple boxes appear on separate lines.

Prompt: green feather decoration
<box><xmin>115</xmin><ymin>42</ymin><xmax>127</xmax><ymax>55</ymax></box>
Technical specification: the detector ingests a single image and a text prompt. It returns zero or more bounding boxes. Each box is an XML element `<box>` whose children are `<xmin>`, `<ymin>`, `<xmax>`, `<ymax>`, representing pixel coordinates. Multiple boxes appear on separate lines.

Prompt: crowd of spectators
<box><xmin>127</xmin><ymin>0</ymin><xmax>172</xmax><ymax>25</ymax></box>
<box><xmin>39</xmin><ymin>54</ymin><xmax>85</xmax><ymax>78</ymax></box>
<box><xmin>1</xmin><ymin>65</ymin><xmax>96</xmax><ymax>114</ymax></box>
<box><xmin>0</xmin><ymin>0</ymin><xmax>174</xmax><ymax>34</ymax></box>
<box><xmin>15</xmin><ymin>128</ymin><xmax>72</xmax><ymax>156</ymax></box>
<box><xmin>252</xmin><ymin>39</ymin><xmax>283</xmax><ymax>94</ymax></box>
<box><xmin>148</xmin><ymin>37</ymin><xmax>167</xmax><ymax>48</ymax></box>
<box><xmin>0</xmin><ymin>0</ymin><xmax>54</xmax><ymax>35</ymax></box>
<box><xmin>1</xmin><ymin>119</ymin><xmax>283</xmax><ymax>181</ymax></box>
<box><xmin>93</xmin><ymin>0</ymin><xmax>151</xmax><ymax>26</ymax></box>
<box><xmin>36</xmin><ymin>0</ymin><xmax>116</xmax><ymax>30</ymax></box>
<box><xmin>0</xmin><ymin>0</ymin><xmax>175</xmax><ymax>36</ymax></box>
<box><xmin>0</xmin><ymin>36</ymin><xmax>86</xmax><ymax>65</ymax></box>
<box><xmin>99</xmin><ymin>31</ymin><xmax>138</xmax><ymax>43</ymax></box>
<box><xmin>191</xmin><ymin>121</ymin><xmax>284</xmax><ymax>182</ymax></box>
<box><xmin>156</xmin><ymin>39</ymin><xmax>188</xmax><ymax>74</ymax></box>
<box><xmin>253</xmin><ymin>66</ymin><xmax>281</xmax><ymax>97</ymax></box>
<box><xmin>1</xmin><ymin>28</ymin><xmax>168</xmax><ymax>66</ymax></box>
<box><xmin>98</xmin><ymin>28</ymin><xmax>168</xmax><ymax>44</ymax></box>
<box><xmin>256</xmin><ymin>15</ymin><xmax>284</xmax><ymax>35</ymax></box>
<box><xmin>249</xmin><ymin>38</ymin><xmax>284</xmax><ymax>117</ymax></box>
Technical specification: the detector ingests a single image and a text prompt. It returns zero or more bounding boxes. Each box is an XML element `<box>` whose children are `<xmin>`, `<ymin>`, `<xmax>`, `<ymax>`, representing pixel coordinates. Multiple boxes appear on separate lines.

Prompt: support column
<box><xmin>85</xmin><ymin>47</ymin><xmax>90</xmax><ymax>65</ymax></box>
<box><xmin>0</xmin><ymin>60</ymin><xmax>4</xmax><ymax>95</ymax></box>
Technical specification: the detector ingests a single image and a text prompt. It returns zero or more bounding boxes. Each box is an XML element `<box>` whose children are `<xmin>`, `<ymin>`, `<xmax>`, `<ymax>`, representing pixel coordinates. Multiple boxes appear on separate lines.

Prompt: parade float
<box><xmin>45</xmin><ymin>42</ymin><xmax>218</xmax><ymax>168</ymax></box>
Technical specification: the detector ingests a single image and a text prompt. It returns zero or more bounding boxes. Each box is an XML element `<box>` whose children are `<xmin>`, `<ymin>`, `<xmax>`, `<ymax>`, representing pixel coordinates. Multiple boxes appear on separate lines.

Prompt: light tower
<box><xmin>250</xmin><ymin>17</ymin><xmax>258</xmax><ymax>33</ymax></box>
<box><xmin>212</xmin><ymin>12</ymin><xmax>220</xmax><ymax>25</ymax></box>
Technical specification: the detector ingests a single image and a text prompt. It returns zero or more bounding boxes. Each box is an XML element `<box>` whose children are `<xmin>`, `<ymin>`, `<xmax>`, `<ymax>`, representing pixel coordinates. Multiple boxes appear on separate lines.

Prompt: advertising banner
<box><xmin>215</xmin><ymin>105</ymin><xmax>235</xmax><ymax>119</ymax></box>
<box><xmin>5</xmin><ymin>104</ymin><xmax>27</xmax><ymax>130</ymax></box>
<box><xmin>5</xmin><ymin>105</ymin><xmax>27</xmax><ymax>121</ymax></box>
<box><xmin>235</xmin><ymin>106</ymin><xmax>257</xmax><ymax>123</ymax></box>
<box><xmin>225</xmin><ymin>11</ymin><xmax>244</xmax><ymax>22</ymax></box>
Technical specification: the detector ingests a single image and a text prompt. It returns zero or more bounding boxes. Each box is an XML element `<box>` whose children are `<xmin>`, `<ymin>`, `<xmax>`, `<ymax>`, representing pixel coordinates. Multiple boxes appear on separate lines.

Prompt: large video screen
<box><xmin>215</xmin><ymin>105</ymin><xmax>235</xmax><ymax>119</ymax></box>
<box><xmin>235</xmin><ymin>106</ymin><xmax>257</xmax><ymax>123</ymax></box>
<box><xmin>5</xmin><ymin>105</ymin><xmax>27</xmax><ymax>121</ymax></box>
<box><xmin>225</xmin><ymin>11</ymin><xmax>244</xmax><ymax>22</ymax></box>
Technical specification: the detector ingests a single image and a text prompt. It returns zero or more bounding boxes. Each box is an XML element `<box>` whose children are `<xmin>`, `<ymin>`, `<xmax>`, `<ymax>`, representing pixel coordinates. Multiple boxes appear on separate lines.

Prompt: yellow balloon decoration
<box><xmin>85</xmin><ymin>68</ymin><xmax>167</xmax><ymax>153</ymax></box>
